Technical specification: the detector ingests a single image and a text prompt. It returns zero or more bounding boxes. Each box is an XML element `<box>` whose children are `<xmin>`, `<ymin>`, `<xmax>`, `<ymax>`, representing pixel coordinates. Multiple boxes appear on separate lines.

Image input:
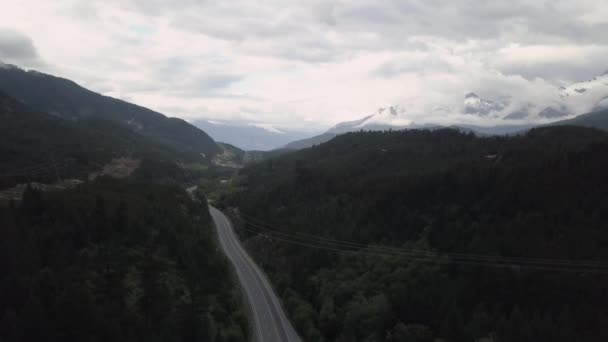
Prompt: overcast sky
<box><xmin>1</xmin><ymin>0</ymin><xmax>608</xmax><ymax>131</ymax></box>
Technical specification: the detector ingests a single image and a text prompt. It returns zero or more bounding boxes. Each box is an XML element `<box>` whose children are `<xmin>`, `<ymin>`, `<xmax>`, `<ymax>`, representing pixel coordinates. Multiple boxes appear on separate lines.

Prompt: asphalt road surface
<box><xmin>209</xmin><ymin>206</ymin><xmax>301</xmax><ymax>342</ymax></box>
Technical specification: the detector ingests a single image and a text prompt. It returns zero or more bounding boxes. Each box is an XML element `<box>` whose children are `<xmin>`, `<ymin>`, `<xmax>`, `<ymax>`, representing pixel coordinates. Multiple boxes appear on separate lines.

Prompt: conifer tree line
<box><xmin>228</xmin><ymin>126</ymin><xmax>608</xmax><ymax>342</ymax></box>
<box><xmin>0</xmin><ymin>179</ymin><xmax>249</xmax><ymax>342</ymax></box>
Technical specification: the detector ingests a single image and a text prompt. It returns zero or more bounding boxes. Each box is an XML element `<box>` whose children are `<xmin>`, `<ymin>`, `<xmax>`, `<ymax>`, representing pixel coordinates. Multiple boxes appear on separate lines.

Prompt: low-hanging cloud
<box><xmin>0</xmin><ymin>29</ymin><xmax>42</xmax><ymax>67</ymax></box>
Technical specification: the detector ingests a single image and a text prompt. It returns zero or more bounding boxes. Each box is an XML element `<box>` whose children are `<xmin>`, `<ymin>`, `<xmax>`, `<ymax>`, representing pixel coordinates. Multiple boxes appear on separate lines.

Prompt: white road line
<box><xmin>210</xmin><ymin>206</ymin><xmax>301</xmax><ymax>342</ymax></box>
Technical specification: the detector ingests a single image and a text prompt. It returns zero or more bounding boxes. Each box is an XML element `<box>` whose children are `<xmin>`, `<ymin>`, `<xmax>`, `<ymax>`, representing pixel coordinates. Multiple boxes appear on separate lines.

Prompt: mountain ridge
<box><xmin>193</xmin><ymin>119</ymin><xmax>313</xmax><ymax>151</ymax></box>
<box><xmin>282</xmin><ymin>107</ymin><xmax>608</xmax><ymax>151</ymax></box>
<box><xmin>0</xmin><ymin>64</ymin><xmax>221</xmax><ymax>160</ymax></box>
<box><xmin>0</xmin><ymin>91</ymin><xmax>209</xmax><ymax>189</ymax></box>
<box><xmin>320</xmin><ymin>71</ymin><xmax>608</xmax><ymax>134</ymax></box>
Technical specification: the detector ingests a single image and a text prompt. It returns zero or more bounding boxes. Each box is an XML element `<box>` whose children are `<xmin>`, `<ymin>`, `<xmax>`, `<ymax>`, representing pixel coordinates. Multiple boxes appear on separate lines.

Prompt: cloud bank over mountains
<box><xmin>1</xmin><ymin>1</ymin><xmax>607</xmax><ymax>130</ymax></box>
<box><xmin>0</xmin><ymin>29</ymin><xmax>43</xmax><ymax>68</ymax></box>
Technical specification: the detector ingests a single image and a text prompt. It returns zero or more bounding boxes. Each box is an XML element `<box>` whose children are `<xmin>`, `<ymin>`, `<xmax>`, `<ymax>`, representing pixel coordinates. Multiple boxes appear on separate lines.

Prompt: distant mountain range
<box><xmin>193</xmin><ymin>119</ymin><xmax>314</xmax><ymax>151</ymax></box>
<box><xmin>283</xmin><ymin>108</ymin><xmax>608</xmax><ymax>151</ymax></box>
<box><xmin>0</xmin><ymin>63</ymin><xmax>220</xmax><ymax>160</ymax></box>
<box><xmin>279</xmin><ymin>72</ymin><xmax>608</xmax><ymax>150</ymax></box>
<box><xmin>345</xmin><ymin>72</ymin><xmax>608</xmax><ymax>128</ymax></box>
<box><xmin>4</xmin><ymin>62</ymin><xmax>607</xmax><ymax>159</ymax></box>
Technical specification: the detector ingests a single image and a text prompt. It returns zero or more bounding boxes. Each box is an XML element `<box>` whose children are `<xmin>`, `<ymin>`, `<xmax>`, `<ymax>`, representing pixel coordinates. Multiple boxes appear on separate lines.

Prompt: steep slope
<box><xmin>0</xmin><ymin>64</ymin><xmax>220</xmax><ymax>159</ymax></box>
<box><xmin>552</xmin><ymin>108</ymin><xmax>608</xmax><ymax>131</ymax></box>
<box><xmin>0</xmin><ymin>92</ymin><xmax>200</xmax><ymax>189</ymax></box>
<box><xmin>0</xmin><ymin>89</ymin><xmax>249</xmax><ymax>341</ymax></box>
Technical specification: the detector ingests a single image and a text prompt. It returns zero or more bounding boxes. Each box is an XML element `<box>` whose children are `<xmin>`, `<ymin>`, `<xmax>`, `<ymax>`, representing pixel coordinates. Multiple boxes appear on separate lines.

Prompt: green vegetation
<box><xmin>0</xmin><ymin>92</ymin><xmax>214</xmax><ymax>190</ymax></box>
<box><xmin>0</xmin><ymin>64</ymin><xmax>220</xmax><ymax>161</ymax></box>
<box><xmin>242</xmin><ymin>148</ymin><xmax>292</xmax><ymax>163</ymax></box>
<box><xmin>229</xmin><ymin>125</ymin><xmax>608</xmax><ymax>341</ymax></box>
<box><xmin>0</xmin><ymin>88</ymin><xmax>248</xmax><ymax>341</ymax></box>
<box><xmin>195</xmin><ymin>167</ymin><xmax>241</xmax><ymax>205</ymax></box>
<box><xmin>283</xmin><ymin>132</ymin><xmax>337</xmax><ymax>150</ymax></box>
<box><xmin>0</xmin><ymin>179</ymin><xmax>248</xmax><ymax>342</ymax></box>
<box><xmin>215</xmin><ymin>143</ymin><xmax>245</xmax><ymax>167</ymax></box>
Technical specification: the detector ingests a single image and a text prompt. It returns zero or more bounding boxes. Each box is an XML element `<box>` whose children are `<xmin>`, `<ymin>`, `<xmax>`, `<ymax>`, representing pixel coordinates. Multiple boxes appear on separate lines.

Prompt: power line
<box><xmin>240</xmin><ymin>225</ymin><xmax>608</xmax><ymax>274</ymax></box>
<box><xmin>237</xmin><ymin>213</ymin><xmax>608</xmax><ymax>274</ymax></box>
<box><xmin>240</xmin><ymin>212</ymin><xmax>608</xmax><ymax>268</ymax></box>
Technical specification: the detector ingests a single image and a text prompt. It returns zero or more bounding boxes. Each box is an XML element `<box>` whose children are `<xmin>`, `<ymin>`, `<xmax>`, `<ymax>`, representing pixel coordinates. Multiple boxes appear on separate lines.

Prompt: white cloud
<box><xmin>0</xmin><ymin>0</ymin><xmax>607</xmax><ymax>130</ymax></box>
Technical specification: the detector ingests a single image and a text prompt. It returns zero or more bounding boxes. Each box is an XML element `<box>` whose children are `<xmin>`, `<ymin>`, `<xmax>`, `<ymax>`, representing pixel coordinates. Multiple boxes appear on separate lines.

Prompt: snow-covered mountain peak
<box><xmin>463</xmin><ymin>92</ymin><xmax>507</xmax><ymax>116</ymax></box>
<box><xmin>464</xmin><ymin>92</ymin><xmax>481</xmax><ymax>105</ymax></box>
<box><xmin>560</xmin><ymin>73</ymin><xmax>608</xmax><ymax>98</ymax></box>
<box><xmin>352</xmin><ymin>106</ymin><xmax>410</xmax><ymax>128</ymax></box>
<box><xmin>376</xmin><ymin>105</ymin><xmax>406</xmax><ymax>117</ymax></box>
<box><xmin>327</xmin><ymin>69</ymin><xmax>608</xmax><ymax>132</ymax></box>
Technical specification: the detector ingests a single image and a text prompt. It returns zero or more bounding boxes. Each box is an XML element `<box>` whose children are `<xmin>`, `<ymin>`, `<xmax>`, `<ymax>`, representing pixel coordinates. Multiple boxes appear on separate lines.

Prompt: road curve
<box><xmin>209</xmin><ymin>206</ymin><xmax>301</xmax><ymax>342</ymax></box>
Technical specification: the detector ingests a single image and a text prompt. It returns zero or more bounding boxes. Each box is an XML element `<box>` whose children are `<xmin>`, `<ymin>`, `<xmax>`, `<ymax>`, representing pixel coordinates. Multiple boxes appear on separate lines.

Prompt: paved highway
<box><xmin>209</xmin><ymin>206</ymin><xmax>301</xmax><ymax>342</ymax></box>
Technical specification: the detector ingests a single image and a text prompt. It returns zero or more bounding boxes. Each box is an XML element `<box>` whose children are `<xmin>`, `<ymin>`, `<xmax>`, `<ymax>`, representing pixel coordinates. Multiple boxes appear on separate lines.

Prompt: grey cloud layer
<box><xmin>0</xmin><ymin>29</ymin><xmax>41</xmax><ymax>66</ymax></box>
<box><xmin>139</xmin><ymin>1</ymin><xmax>607</xmax><ymax>52</ymax></box>
<box><xmin>115</xmin><ymin>0</ymin><xmax>608</xmax><ymax>79</ymax></box>
<box><xmin>2</xmin><ymin>1</ymin><xmax>608</xmax><ymax>129</ymax></box>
